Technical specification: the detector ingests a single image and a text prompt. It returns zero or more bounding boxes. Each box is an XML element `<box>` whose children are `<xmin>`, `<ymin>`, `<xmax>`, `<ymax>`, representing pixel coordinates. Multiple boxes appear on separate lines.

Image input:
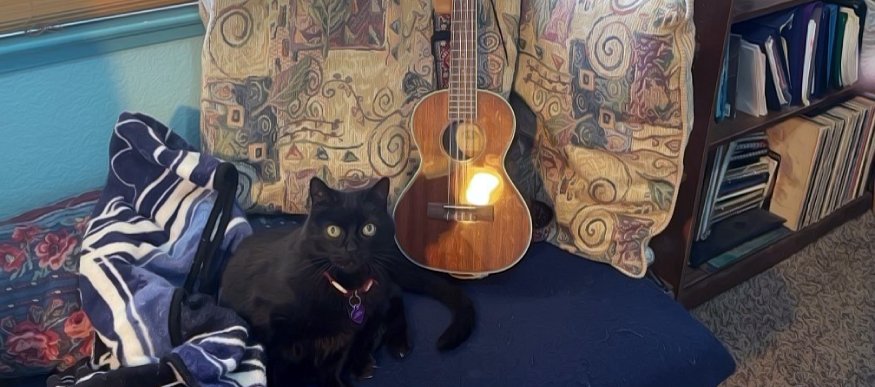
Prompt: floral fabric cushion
<box><xmin>0</xmin><ymin>191</ymin><xmax>99</xmax><ymax>378</ymax></box>
<box><xmin>512</xmin><ymin>0</ymin><xmax>695</xmax><ymax>277</ymax></box>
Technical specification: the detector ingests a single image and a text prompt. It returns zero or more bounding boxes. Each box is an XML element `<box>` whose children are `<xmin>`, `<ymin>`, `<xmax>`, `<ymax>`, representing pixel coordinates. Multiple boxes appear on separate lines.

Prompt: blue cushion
<box><xmin>8</xmin><ymin>219</ymin><xmax>736</xmax><ymax>387</ymax></box>
<box><xmin>367</xmin><ymin>243</ymin><xmax>736</xmax><ymax>387</ymax></box>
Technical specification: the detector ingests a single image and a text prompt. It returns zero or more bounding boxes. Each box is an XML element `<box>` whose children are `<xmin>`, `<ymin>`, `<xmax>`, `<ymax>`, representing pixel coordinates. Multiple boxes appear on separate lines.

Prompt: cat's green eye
<box><xmin>326</xmin><ymin>225</ymin><xmax>342</xmax><ymax>238</ymax></box>
<box><xmin>362</xmin><ymin>223</ymin><xmax>377</xmax><ymax>237</ymax></box>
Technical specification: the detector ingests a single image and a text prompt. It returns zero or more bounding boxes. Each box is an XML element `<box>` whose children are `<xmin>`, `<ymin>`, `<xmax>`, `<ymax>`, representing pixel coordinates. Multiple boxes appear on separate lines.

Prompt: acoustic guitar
<box><xmin>393</xmin><ymin>0</ymin><xmax>532</xmax><ymax>279</ymax></box>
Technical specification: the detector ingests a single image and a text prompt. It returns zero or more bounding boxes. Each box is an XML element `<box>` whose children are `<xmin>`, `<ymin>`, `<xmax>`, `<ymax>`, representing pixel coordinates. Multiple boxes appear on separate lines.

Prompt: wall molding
<box><xmin>0</xmin><ymin>4</ymin><xmax>204</xmax><ymax>75</ymax></box>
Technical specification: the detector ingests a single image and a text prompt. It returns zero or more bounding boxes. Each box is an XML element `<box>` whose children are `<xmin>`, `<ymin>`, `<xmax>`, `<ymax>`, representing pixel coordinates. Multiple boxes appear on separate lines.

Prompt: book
<box><xmin>733</xmin><ymin>22</ymin><xmax>792</xmax><ymax>108</ymax></box>
<box><xmin>765</xmin><ymin>116</ymin><xmax>831</xmax><ymax>231</ymax></box>
<box><xmin>712</xmin><ymin>188</ymin><xmax>768</xmax><ymax>223</ymax></box>
<box><xmin>690</xmin><ymin>208</ymin><xmax>787</xmax><ymax>267</ymax></box>
<box><xmin>824</xmin><ymin>4</ymin><xmax>839</xmax><ymax>94</ymax></box>
<box><xmin>839</xmin><ymin>7</ymin><xmax>860</xmax><ymax>86</ymax></box>
<box><xmin>764</xmin><ymin>156</ymin><xmax>780</xmax><ymax>205</ymax></box>
<box><xmin>832</xmin><ymin>10</ymin><xmax>848</xmax><ymax>88</ymax></box>
<box><xmin>843</xmin><ymin>97</ymin><xmax>875</xmax><ymax>197</ymax></box>
<box><xmin>805</xmin><ymin>111</ymin><xmax>841</xmax><ymax>224</ymax></box>
<box><xmin>715</xmin><ymin>184</ymin><xmax>768</xmax><ymax>208</ymax></box>
<box><xmin>720</xmin><ymin>173</ymin><xmax>771</xmax><ymax>193</ymax></box>
<box><xmin>727</xmin><ymin>148</ymin><xmax>771</xmax><ymax>169</ymax></box>
<box><xmin>716</xmin><ymin>42</ymin><xmax>730</xmax><ymax>120</ymax></box>
<box><xmin>732</xmin><ymin>140</ymin><xmax>769</xmax><ymax>152</ymax></box>
<box><xmin>726</xmin><ymin>34</ymin><xmax>742</xmax><ymax>119</ymax></box>
<box><xmin>801</xmin><ymin>17</ymin><xmax>818</xmax><ymax>106</ymax></box>
<box><xmin>725</xmin><ymin>163</ymin><xmax>771</xmax><ymax>180</ymax></box>
<box><xmin>737</xmin><ymin>40</ymin><xmax>769</xmax><ymax>116</ymax></box>
<box><xmin>749</xmin><ymin>11</ymin><xmax>795</xmax><ymax>97</ymax></box>
<box><xmin>800</xmin><ymin>113</ymin><xmax>835</xmax><ymax>226</ymax></box>
<box><xmin>787</xmin><ymin>3</ymin><xmax>819</xmax><ymax>105</ymax></box>
<box><xmin>834</xmin><ymin>104</ymin><xmax>864</xmax><ymax>207</ymax></box>
<box><xmin>807</xmin><ymin>4</ymin><xmax>823</xmax><ymax>102</ymax></box>
<box><xmin>813</xmin><ymin>4</ymin><xmax>834</xmax><ymax>97</ymax></box>
<box><xmin>724</xmin><ymin>161</ymin><xmax>770</xmax><ymax>181</ymax></box>
<box><xmin>703</xmin><ymin>227</ymin><xmax>793</xmax><ymax>271</ymax></box>
<box><xmin>822</xmin><ymin>106</ymin><xmax>860</xmax><ymax>214</ymax></box>
<box><xmin>697</xmin><ymin>146</ymin><xmax>730</xmax><ymax>240</ymax></box>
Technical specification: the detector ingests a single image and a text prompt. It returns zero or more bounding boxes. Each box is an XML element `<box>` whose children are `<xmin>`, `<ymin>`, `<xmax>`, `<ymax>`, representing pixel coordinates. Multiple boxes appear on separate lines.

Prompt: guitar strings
<box><xmin>449</xmin><ymin>0</ymin><xmax>458</xmax><ymax>207</ymax></box>
<box><xmin>457</xmin><ymin>0</ymin><xmax>462</xmax><ymax>207</ymax></box>
<box><xmin>453</xmin><ymin>1</ymin><xmax>465</xmax><ymax>208</ymax></box>
<box><xmin>466</xmin><ymin>0</ymin><xmax>471</xmax><ymax>205</ymax></box>
<box><xmin>461</xmin><ymin>0</ymin><xmax>467</xmax><ymax>207</ymax></box>
<box><xmin>466</xmin><ymin>0</ymin><xmax>473</xmax><ymax>207</ymax></box>
<box><xmin>459</xmin><ymin>0</ymin><xmax>466</xmax><ymax>207</ymax></box>
<box><xmin>457</xmin><ymin>0</ymin><xmax>463</xmax><ymax>207</ymax></box>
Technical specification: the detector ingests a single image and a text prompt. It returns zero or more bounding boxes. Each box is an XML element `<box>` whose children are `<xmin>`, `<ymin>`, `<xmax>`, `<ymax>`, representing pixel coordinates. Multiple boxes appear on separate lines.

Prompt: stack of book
<box><xmin>696</xmin><ymin>133</ymin><xmax>780</xmax><ymax>243</ymax></box>
<box><xmin>766</xmin><ymin>96</ymin><xmax>875</xmax><ymax>230</ymax></box>
<box><xmin>715</xmin><ymin>1</ymin><xmax>865</xmax><ymax>120</ymax></box>
<box><xmin>692</xmin><ymin>95</ymin><xmax>875</xmax><ymax>270</ymax></box>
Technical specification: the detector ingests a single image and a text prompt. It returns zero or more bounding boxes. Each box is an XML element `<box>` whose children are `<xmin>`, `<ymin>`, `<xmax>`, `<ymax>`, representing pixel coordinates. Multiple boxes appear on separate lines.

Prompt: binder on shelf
<box><xmin>715</xmin><ymin>0</ymin><xmax>863</xmax><ymax>122</ymax></box>
<box><xmin>736</xmin><ymin>40</ymin><xmax>769</xmax><ymax>116</ymax></box>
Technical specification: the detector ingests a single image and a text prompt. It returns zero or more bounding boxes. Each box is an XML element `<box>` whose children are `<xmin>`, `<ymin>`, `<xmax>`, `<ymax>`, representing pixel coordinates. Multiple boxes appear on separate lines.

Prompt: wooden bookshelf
<box><xmin>649</xmin><ymin>0</ymin><xmax>874</xmax><ymax>309</ymax></box>
<box><xmin>708</xmin><ymin>87</ymin><xmax>858</xmax><ymax>146</ymax></box>
<box><xmin>733</xmin><ymin>0</ymin><xmax>820</xmax><ymax>22</ymax></box>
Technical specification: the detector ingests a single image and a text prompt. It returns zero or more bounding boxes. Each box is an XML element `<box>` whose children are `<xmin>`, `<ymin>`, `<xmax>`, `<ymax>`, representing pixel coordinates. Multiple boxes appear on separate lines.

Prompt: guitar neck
<box><xmin>449</xmin><ymin>0</ymin><xmax>477</xmax><ymax>121</ymax></box>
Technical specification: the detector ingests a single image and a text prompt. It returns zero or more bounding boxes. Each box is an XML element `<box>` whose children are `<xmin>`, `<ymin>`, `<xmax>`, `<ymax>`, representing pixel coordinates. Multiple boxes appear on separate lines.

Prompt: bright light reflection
<box><xmin>465</xmin><ymin>172</ymin><xmax>499</xmax><ymax>205</ymax></box>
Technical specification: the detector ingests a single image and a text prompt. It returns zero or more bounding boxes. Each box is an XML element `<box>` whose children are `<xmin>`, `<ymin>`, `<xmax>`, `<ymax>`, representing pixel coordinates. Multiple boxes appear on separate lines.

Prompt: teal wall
<box><xmin>0</xmin><ymin>11</ymin><xmax>204</xmax><ymax>219</ymax></box>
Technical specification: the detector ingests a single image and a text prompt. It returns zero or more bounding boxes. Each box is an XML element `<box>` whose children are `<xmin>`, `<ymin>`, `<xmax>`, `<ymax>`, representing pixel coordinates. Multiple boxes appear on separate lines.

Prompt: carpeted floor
<box><xmin>693</xmin><ymin>211</ymin><xmax>875</xmax><ymax>387</ymax></box>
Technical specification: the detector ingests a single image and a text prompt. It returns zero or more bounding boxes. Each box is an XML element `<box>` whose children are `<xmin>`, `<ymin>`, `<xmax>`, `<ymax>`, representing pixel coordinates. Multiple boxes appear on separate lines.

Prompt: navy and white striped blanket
<box><xmin>49</xmin><ymin>112</ymin><xmax>266</xmax><ymax>387</ymax></box>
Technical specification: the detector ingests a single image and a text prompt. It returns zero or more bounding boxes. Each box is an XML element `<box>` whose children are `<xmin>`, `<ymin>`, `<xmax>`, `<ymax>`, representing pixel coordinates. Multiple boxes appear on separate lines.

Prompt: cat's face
<box><xmin>302</xmin><ymin>177</ymin><xmax>396</xmax><ymax>273</ymax></box>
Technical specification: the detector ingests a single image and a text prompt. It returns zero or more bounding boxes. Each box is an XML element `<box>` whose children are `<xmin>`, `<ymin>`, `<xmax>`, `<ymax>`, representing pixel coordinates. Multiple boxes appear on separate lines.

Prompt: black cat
<box><xmin>218</xmin><ymin>177</ymin><xmax>475</xmax><ymax>386</ymax></box>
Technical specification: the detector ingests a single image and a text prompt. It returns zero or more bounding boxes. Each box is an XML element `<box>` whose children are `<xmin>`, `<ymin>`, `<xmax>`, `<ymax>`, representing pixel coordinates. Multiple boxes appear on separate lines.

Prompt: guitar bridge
<box><xmin>427</xmin><ymin>203</ymin><xmax>494</xmax><ymax>222</ymax></box>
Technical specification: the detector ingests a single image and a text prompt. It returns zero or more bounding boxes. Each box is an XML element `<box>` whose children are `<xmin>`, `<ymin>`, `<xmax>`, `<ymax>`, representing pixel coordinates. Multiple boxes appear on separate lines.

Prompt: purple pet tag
<box><xmin>350</xmin><ymin>304</ymin><xmax>365</xmax><ymax>325</ymax></box>
<box><xmin>349</xmin><ymin>291</ymin><xmax>365</xmax><ymax>325</ymax></box>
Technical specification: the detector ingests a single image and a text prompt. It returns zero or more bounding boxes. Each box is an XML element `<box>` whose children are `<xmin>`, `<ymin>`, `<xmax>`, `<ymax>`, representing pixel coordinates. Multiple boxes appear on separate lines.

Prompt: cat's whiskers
<box><xmin>371</xmin><ymin>252</ymin><xmax>400</xmax><ymax>269</ymax></box>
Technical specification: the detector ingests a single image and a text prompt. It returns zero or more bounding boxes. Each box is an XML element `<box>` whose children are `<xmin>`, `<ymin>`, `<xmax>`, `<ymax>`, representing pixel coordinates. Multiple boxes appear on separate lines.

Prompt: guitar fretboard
<box><xmin>449</xmin><ymin>0</ymin><xmax>477</xmax><ymax>122</ymax></box>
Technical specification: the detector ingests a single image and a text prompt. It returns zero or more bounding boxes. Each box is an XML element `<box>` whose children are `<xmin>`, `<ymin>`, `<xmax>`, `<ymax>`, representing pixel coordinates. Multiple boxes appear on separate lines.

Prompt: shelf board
<box><xmin>732</xmin><ymin>0</ymin><xmax>811</xmax><ymax>23</ymax></box>
<box><xmin>678</xmin><ymin>192</ymin><xmax>872</xmax><ymax>308</ymax></box>
<box><xmin>708</xmin><ymin>87</ymin><xmax>857</xmax><ymax>146</ymax></box>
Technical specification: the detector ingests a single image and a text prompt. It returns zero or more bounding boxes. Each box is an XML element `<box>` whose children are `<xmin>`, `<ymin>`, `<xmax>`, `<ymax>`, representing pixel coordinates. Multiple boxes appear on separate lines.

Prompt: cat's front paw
<box><xmin>385</xmin><ymin>332</ymin><xmax>411</xmax><ymax>359</ymax></box>
<box><xmin>350</xmin><ymin>354</ymin><xmax>377</xmax><ymax>381</ymax></box>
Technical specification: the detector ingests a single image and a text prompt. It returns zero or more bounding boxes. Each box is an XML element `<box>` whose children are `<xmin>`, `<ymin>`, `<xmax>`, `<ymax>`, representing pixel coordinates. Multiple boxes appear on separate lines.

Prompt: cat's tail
<box><xmin>390</xmin><ymin>255</ymin><xmax>475</xmax><ymax>351</ymax></box>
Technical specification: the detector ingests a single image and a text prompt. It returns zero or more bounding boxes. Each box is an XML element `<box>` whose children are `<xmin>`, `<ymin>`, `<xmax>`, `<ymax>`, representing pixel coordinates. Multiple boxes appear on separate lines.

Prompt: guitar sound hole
<box><xmin>441</xmin><ymin>120</ymin><xmax>485</xmax><ymax>161</ymax></box>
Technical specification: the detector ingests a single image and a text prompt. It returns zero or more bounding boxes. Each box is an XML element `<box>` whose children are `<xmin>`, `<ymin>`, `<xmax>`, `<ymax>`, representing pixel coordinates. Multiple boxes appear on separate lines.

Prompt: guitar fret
<box><xmin>448</xmin><ymin>0</ymin><xmax>476</xmax><ymax>119</ymax></box>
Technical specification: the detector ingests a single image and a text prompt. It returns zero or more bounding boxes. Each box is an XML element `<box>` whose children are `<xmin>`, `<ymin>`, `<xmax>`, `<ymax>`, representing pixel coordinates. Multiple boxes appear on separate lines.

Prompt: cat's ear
<box><xmin>309</xmin><ymin>177</ymin><xmax>336</xmax><ymax>207</ymax></box>
<box><xmin>369</xmin><ymin>177</ymin><xmax>390</xmax><ymax>204</ymax></box>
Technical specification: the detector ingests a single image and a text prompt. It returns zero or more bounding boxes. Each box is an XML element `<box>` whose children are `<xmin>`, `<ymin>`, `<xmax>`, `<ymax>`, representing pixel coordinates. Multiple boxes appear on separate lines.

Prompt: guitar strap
<box><xmin>487</xmin><ymin>0</ymin><xmax>509</xmax><ymax>62</ymax></box>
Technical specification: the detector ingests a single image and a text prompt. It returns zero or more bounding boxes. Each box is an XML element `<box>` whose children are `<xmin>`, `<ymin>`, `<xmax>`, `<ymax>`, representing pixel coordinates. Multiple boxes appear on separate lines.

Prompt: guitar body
<box><xmin>393</xmin><ymin>89</ymin><xmax>532</xmax><ymax>277</ymax></box>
